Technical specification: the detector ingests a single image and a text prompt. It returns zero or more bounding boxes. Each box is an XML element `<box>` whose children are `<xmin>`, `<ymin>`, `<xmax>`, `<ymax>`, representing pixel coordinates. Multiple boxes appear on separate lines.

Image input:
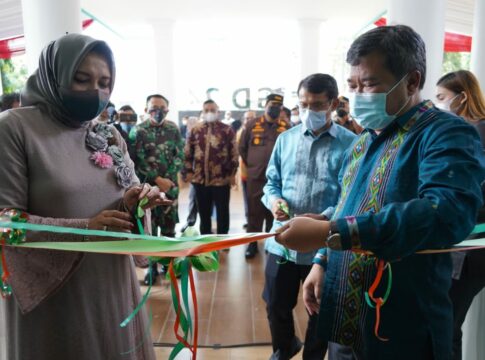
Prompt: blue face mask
<box><xmin>301</xmin><ymin>108</ymin><xmax>328</xmax><ymax>131</ymax></box>
<box><xmin>349</xmin><ymin>74</ymin><xmax>410</xmax><ymax>130</ymax></box>
<box><xmin>120</xmin><ymin>122</ymin><xmax>135</xmax><ymax>134</ymax></box>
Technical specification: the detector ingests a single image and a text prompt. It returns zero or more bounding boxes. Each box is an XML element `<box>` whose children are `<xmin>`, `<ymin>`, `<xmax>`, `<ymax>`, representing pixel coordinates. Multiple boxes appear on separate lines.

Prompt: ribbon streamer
<box><xmin>3</xmin><ymin>208</ymin><xmax>485</xmax><ymax>351</ymax></box>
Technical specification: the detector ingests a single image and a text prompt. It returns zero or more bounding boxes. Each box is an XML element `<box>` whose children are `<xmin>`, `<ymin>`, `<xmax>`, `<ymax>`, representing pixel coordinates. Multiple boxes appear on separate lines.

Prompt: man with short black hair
<box><xmin>130</xmin><ymin>94</ymin><xmax>184</xmax><ymax>285</ymax></box>
<box><xmin>0</xmin><ymin>92</ymin><xmax>20</xmax><ymax>111</ymax></box>
<box><xmin>262</xmin><ymin>74</ymin><xmax>356</xmax><ymax>360</ymax></box>
<box><xmin>239</xmin><ymin>94</ymin><xmax>291</xmax><ymax>259</ymax></box>
<box><xmin>114</xmin><ymin>105</ymin><xmax>137</xmax><ymax>159</ymax></box>
<box><xmin>276</xmin><ymin>25</ymin><xmax>485</xmax><ymax>359</ymax></box>
<box><xmin>183</xmin><ymin>99</ymin><xmax>238</xmax><ymax>236</ymax></box>
<box><xmin>334</xmin><ymin>96</ymin><xmax>362</xmax><ymax>134</ymax></box>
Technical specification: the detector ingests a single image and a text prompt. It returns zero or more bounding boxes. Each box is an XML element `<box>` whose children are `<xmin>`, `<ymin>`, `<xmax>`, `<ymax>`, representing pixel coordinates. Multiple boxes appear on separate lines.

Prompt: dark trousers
<box><xmin>186</xmin><ymin>184</ymin><xmax>198</xmax><ymax>226</ymax></box>
<box><xmin>193</xmin><ymin>184</ymin><xmax>230</xmax><ymax>235</ymax></box>
<box><xmin>263</xmin><ymin>253</ymin><xmax>327</xmax><ymax>359</ymax></box>
<box><xmin>242</xmin><ymin>179</ymin><xmax>248</xmax><ymax>222</ymax></box>
<box><xmin>247</xmin><ymin>179</ymin><xmax>273</xmax><ymax>233</ymax></box>
<box><xmin>450</xmin><ymin>249</ymin><xmax>485</xmax><ymax>360</ymax></box>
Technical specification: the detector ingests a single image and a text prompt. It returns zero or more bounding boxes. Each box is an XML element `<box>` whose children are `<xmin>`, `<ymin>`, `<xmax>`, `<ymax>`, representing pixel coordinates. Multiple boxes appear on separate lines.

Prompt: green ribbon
<box><xmin>0</xmin><ymin>221</ymin><xmax>265</xmax><ymax>256</ymax></box>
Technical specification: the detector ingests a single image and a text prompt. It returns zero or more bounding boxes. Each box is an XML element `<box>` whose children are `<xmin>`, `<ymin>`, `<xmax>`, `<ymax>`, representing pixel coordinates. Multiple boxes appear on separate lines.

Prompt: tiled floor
<box><xmin>136</xmin><ymin>184</ymin><xmax>313</xmax><ymax>359</ymax></box>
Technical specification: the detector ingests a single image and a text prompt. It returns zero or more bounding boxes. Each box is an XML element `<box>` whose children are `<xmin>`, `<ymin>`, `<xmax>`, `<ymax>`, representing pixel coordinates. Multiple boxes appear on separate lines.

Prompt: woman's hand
<box><xmin>88</xmin><ymin>210</ymin><xmax>134</xmax><ymax>231</ymax></box>
<box><xmin>275</xmin><ymin>217</ymin><xmax>330</xmax><ymax>252</ymax></box>
<box><xmin>123</xmin><ymin>183</ymin><xmax>173</xmax><ymax>213</ymax></box>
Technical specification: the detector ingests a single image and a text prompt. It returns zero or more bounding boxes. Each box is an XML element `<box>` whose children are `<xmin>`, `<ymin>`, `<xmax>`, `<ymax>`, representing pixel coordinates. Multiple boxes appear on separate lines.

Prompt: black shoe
<box><xmin>242</xmin><ymin>223</ymin><xmax>248</xmax><ymax>229</ymax></box>
<box><xmin>245</xmin><ymin>242</ymin><xmax>258</xmax><ymax>259</ymax></box>
<box><xmin>269</xmin><ymin>337</ymin><xmax>303</xmax><ymax>360</ymax></box>
<box><xmin>144</xmin><ymin>267</ymin><xmax>159</xmax><ymax>286</ymax></box>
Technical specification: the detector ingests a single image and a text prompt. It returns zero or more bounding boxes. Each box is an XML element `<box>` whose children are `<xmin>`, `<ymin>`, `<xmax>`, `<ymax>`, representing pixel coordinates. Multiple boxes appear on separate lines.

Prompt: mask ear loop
<box><xmin>386</xmin><ymin>74</ymin><xmax>411</xmax><ymax>117</ymax></box>
<box><xmin>450</xmin><ymin>93</ymin><xmax>465</xmax><ymax>113</ymax></box>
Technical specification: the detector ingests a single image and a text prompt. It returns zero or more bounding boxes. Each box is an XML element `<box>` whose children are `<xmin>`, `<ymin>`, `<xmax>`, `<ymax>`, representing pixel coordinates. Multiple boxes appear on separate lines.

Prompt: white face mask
<box><xmin>435</xmin><ymin>94</ymin><xmax>460</xmax><ymax>112</ymax></box>
<box><xmin>291</xmin><ymin>115</ymin><xmax>300</xmax><ymax>124</ymax></box>
<box><xmin>204</xmin><ymin>112</ymin><xmax>218</xmax><ymax>122</ymax></box>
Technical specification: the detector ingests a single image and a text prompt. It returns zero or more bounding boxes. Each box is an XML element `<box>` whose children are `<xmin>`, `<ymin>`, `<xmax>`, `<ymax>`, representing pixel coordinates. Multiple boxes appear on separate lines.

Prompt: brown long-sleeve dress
<box><xmin>0</xmin><ymin>106</ymin><xmax>155</xmax><ymax>360</ymax></box>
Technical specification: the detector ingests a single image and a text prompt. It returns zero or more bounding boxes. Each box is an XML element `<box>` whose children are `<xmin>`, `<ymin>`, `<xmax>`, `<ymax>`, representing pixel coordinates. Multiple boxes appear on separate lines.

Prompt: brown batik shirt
<box><xmin>183</xmin><ymin>120</ymin><xmax>239</xmax><ymax>186</ymax></box>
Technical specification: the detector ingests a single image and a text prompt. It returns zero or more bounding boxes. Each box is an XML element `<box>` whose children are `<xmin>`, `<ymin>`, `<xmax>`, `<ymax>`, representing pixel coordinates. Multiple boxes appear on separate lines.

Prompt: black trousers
<box><xmin>247</xmin><ymin>179</ymin><xmax>273</xmax><ymax>233</ymax></box>
<box><xmin>193</xmin><ymin>184</ymin><xmax>230</xmax><ymax>235</ymax></box>
<box><xmin>450</xmin><ymin>249</ymin><xmax>485</xmax><ymax>360</ymax></box>
<box><xmin>186</xmin><ymin>184</ymin><xmax>198</xmax><ymax>226</ymax></box>
<box><xmin>263</xmin><ymin>253</ymin><xmax>327</xmax><ymax>359</ymax></box>
<box><xmin>242</xmin><ymin>179</ymin><xmax>248</xmax><ymax>222</ymax></box>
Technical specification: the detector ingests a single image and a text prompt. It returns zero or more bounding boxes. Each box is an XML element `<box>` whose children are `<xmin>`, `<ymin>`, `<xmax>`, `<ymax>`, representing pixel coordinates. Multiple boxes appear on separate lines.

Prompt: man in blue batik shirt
<box><xmin>262</xmin><ymin>73</ymin><xmax>356</xmax><ymax>360</ymax></box>
<box><xmin>276</xmin><ymin>25</ymin><xmax>485</xmax><ymax>360</ymax></box>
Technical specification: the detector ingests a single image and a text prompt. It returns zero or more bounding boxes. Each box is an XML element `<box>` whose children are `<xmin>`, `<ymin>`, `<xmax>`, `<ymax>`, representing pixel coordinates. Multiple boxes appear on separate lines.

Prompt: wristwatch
<box><xmin>326</xmin><ymin>221</ymin><xmax>342</xmax><ymax>250</ymax></box>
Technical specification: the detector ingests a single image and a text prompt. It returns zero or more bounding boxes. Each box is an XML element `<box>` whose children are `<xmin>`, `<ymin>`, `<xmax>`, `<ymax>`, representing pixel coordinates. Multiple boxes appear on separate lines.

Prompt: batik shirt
<box><xmin>183</xmin><ymin>120</ymin><xmax>239</xmax><ymax>186</ymax></box>
<box><xmin>130</xmin><ymin>119</ymin><xmax>184</xmax><ymax>235</ymax></box>
<box><xmin>315</xmin><ymin>101</ymin><xmax>485</xmax><ymax>359</ymax></box>
<box><xmin>262</xmin><ymin>123</ymin><xmax>356</xmax><ymax>264</ymax></box>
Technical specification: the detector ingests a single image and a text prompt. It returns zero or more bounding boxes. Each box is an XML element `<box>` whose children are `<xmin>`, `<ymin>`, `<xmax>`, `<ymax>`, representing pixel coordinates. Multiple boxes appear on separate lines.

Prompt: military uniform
<box><xmin>130</xmin><ymin>119</ymin><xmax>184</xmax><ymax>236</ymax></box>
<box><xmin>239</xmin><ymin>114</ymin><xmax>291</xmax><ymax>238</ymax></box>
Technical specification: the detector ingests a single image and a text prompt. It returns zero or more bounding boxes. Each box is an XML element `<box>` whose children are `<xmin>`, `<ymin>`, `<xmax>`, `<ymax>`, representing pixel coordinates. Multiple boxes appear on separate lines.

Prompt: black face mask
<box><xmin>267</xmin><ymin>105</ymin><xmax>281</xmax><ymax>120</ymax></box>
<box><xmin>337</xmin><ymin>109</ymin><xmax>348</xmax><ymax>118</ymax></box>
<box><xmin>59</xmin><ymin>88</ymin><xmax>110</xmax><ymax>123</ymax></box>
<box><xmin>151</xmin><ymin>109</ymin><xmax>168</xmax><ymax>123</ymax></box>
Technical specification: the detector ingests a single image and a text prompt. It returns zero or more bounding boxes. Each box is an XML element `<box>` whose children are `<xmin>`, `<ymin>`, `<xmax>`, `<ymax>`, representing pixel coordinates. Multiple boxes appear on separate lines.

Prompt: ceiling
<box><xmin>0</xmin><ymin>0</ymin><xmax>477</xmax><ymax>41</ymax></box>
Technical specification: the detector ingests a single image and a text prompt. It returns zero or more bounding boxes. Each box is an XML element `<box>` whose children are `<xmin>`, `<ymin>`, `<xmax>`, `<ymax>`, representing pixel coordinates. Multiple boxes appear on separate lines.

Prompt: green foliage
<box><xmin>0</xmin><ymin>58</ymin><xmax>28</xmax><ymax>94</ymax></box>
<box><xmin>442</xmin><ymin>52</ymin><xmax>471</xmax><ymax>75</ymax></box>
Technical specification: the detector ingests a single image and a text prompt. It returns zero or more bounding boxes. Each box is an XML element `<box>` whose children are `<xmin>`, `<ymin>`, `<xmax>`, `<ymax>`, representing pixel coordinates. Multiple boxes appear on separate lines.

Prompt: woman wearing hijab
<box><xmin>0</xmin><ymin>34</ymin><xmax>166</xmax><ymax>360</ymax></box>
<box><xmin>436</xmin><ymin>70</ymin><xmax>485</xmax><ymax>360</ymax></box>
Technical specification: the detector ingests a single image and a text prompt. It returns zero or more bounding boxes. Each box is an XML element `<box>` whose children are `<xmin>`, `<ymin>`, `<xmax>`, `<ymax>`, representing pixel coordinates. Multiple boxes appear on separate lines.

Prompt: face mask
<box><xmin>120</xmin><ymin>122</ymin><xmax>135</xmax><ymax>134</ymax></box>
<box><xmin>290</xmin><ymin>115</ymin><xmax>300</xmax><ymax>124</ymax></box>
<box><xmin>267</xmin><ymin>105</ymin><xmax>281</xmax><ymax>120</ymax></box>
<box><xmin>150</xmin><ymin>108</ymin><xmax>168</xmax><ymax>123</ymax></box>
<box><xmin>60</xmin><ymin>88</ymin><xmax>110</xmax><ymax>123</ymax></box>
<box><xmin>349</xmin><ymin>74</ymin><xmax>410</xmax><ymax>130</ymax></box>
<box><xmin>204</xmin><ymin>112</ymin><xmax>218</xmax><ymax>122</ymax></box>
<box><xmin>435</xmin><ymin>94</ymin><xmax>460</xmax><ymax>112</ymax></box>
<box><xmin>336</xmin><ymin>109</ymin><xmax>348</xmax><ymax>118</ymax></box>
<box><xmin>301</xmin><ymin>108</ymin><xmax>329</xmax><ymax>131</ymax></box>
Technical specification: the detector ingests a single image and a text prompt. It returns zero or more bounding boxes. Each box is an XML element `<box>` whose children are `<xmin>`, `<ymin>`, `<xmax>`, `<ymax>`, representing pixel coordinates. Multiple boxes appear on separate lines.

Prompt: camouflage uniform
<box><xmin>130</xmin><ymin>119</ymin><xmax>184</xmax><ymax>236</ymax></box>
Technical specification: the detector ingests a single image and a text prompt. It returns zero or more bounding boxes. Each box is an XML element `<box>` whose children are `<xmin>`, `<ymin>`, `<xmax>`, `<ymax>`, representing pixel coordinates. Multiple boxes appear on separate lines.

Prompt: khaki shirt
<box><xmin>239</xmin><ymin>116</ymin><xmax>290</xmax><ymax>182</ymax></box>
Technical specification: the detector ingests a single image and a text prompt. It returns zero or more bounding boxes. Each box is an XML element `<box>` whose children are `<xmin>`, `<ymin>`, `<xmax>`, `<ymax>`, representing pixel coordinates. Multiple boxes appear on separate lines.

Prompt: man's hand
<box><xmin>275</xmin><ymin>217</ymin><xmax>330</xmax><ymax>252</ymax></box>
<box><xmin>230</xmin><ymin>175</ymin><xmax>237</xmax><ymax>187</ymax></box>
<box><xmin>300</xmin><ymin>213</ymin><xmax>328</xmax><ymax>221</ymax></box>
<box><xmin>303</xmin><ymin>264</ymin><xmax>325</xmax><ymax>315</ymax></box>
<box><xmin>271</xmin><ymin>199</ymin><xmax>290</xmax><ymax>221</ymax></box>
<box><xmin>155</xmin><ymin>177</ymin><xmax>175</xmax><ymax>193</ymax></box>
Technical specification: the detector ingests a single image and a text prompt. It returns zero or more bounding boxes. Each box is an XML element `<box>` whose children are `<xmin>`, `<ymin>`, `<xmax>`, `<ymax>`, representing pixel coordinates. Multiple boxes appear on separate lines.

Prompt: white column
<box><xmin>299</xmin><ymin>19</ymin><xmax>323</xmax><ymax>79</ymax></box>
<box><xmin>151</xmin><ymin>19</ymin><xmax>177</xmax><ymax>117</ymax></box>
<box><xmin>471</xmin><ymin>0</ymin><xmax>485</xmax><ymax>88</ymax></box>
<box><xmin>458</xmin><ymin>1</ymin><xmax>485</xmax><ymax>359</ymax></box>
<box><xmin>387</xmin><ymin>0</ymin><xmax>445</xmax><ymax>99</ymax></box>
<box><xmin>21</xmin><ymin>0</ymin><xmax>81</xmax><ymax>73</ymax></box>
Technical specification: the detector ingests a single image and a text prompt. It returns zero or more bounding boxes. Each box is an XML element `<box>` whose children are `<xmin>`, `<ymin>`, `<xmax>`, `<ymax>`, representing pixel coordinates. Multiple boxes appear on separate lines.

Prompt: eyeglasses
<box><xmin>299</xmin><ymin>101</ymin><xmax>332</xmax><ymax>112</ymax></box>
